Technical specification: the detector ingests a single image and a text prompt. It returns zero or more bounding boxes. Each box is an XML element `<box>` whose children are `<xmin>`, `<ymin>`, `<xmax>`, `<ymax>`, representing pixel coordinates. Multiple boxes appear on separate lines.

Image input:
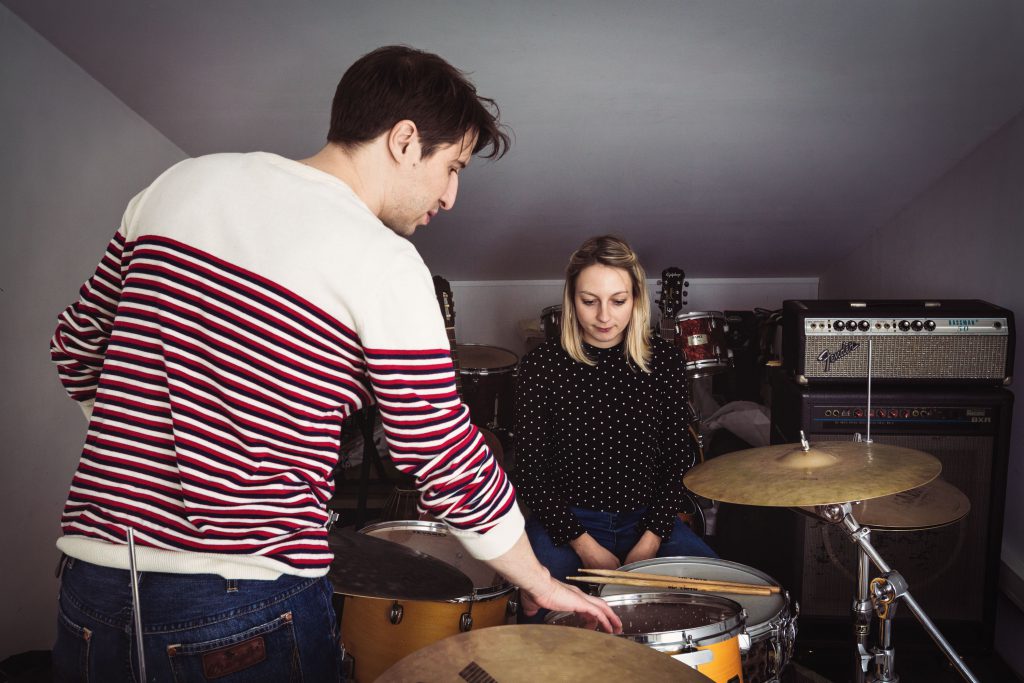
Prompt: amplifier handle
<box><xmin>847</xmin><ymin>301</ymin><xmax>943</xmax><ymax>309</ymax></box>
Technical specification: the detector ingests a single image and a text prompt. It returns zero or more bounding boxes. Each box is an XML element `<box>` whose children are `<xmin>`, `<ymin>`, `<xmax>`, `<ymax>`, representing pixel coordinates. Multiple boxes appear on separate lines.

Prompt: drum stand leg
<box><xmin>814</xmin><ymin>503</ymin><xmax>980</xmax><ymax>683</ymax></box>
<box><xmin>853</xmin><ymin>540</ymin><xmax>873</xmax><ymax>683</ymax></box>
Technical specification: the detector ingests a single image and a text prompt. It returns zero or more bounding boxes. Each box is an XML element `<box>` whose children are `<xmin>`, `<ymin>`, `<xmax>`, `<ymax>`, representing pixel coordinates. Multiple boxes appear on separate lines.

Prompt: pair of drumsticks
<box><xmin>567</xmin><ymin>568</ymin><xmax>780</xmax><ymax>597</ymax></box>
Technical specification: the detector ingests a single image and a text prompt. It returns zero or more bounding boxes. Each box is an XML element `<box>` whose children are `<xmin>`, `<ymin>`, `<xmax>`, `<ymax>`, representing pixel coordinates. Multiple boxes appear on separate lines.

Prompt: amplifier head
<box><xmin>782</xmin><ymin>299</ymin><xmax>1014</xmax><ymax>385</ymax></box>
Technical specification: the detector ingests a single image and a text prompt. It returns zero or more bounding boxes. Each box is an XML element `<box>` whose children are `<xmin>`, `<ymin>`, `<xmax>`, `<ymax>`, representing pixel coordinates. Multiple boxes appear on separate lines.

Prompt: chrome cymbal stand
<box><xmin>814</xmin><ymin>503</ymin><xmax>979</xmax><ymax>683</ymax></box>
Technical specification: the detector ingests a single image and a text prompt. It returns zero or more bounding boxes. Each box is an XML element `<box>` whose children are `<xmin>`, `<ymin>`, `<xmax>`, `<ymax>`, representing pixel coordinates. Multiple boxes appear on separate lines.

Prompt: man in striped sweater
<box><xmin>50</xmin><ymin>45</ymin><xmax>618</xmax><ymax>681</ymax></box>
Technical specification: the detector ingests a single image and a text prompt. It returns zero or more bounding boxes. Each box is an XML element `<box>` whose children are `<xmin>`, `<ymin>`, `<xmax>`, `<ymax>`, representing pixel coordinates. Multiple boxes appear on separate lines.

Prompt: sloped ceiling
<box><xmin>5</xmin><ymin>0</ymin><xmax>1024</xmax><ymax>279</ymax></box>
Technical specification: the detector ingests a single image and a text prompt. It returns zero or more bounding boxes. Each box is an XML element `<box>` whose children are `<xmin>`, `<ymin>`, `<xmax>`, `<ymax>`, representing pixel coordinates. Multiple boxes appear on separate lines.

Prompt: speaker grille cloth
<box><xmin>803</xmin><ymin>336</ymin><xmax>1007</xmax><ymax>379</ymax></box>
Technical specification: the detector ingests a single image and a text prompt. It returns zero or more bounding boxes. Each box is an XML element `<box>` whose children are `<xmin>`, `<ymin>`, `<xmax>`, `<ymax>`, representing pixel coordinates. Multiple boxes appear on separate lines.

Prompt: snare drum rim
<box><xmin>455</xmin><ymin>343</ymin><xmax>519</xmax><ymax>374</ymax></box>
<box><xmin>541</xmin><ymin>304</ymin><xmax>563</xmax><ymax>316</ymax></box>
<box><xmin>602</xmin><ymin>592</ymin><xmax>746</xmax><ymax>647</ymax></box>
<box><xmin>674</xmin><ymin>311</ymin><xmax>726</xmax><ymax>322</ymax></box>
<box><xmin>547</xmin><ymin>592</ymin><xmax>746</xmax><ymax>649</ymax></box>
<box><xmin>607</xmin><ymin>557</ymin><xmax>789</xmax><ymax>642</ymax></box>
<box><xmin>358</xmin><ymin>520</ymin><xmax>513</xmax><ymax>602</ymax></box>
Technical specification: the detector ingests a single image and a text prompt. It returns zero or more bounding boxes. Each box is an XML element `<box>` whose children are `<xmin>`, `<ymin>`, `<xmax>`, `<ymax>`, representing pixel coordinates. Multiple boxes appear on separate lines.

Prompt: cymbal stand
<box><xmin>815</xmin><ymin>503</ymin><xmax>980</xmax><ymax>683</ymax></box>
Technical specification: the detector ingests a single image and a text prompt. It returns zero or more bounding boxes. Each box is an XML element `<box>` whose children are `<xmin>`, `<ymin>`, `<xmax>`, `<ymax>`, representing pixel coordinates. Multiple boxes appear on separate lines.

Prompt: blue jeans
<box><xmin>520</xmin><ymin>507</ymin><xmax>717</xmax><ymax>623</ymax></box>
<box><xmin>53</xmin><ymin>557</ymin><xmax>342</xmax><ymax>682</ymax></box>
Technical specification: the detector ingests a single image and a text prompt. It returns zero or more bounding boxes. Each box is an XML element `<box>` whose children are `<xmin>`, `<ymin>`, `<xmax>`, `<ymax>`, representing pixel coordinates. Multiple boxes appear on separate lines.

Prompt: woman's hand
<box><xmin>623</xmin><ymin>530</ymin><xmax>661</xmax><ymax>566</ymax></box>
<box><xmin>569</xmin><ymin>532</ymin><xmax>620</xmax><ymax>570</ymax></box>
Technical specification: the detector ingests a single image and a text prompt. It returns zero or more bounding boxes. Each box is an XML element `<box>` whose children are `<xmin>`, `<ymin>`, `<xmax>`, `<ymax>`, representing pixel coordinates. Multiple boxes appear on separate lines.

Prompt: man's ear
<box><xmin>387</xmin><ymin>120</ymin><xmax>420</xmax><ymax>165</ymax></box>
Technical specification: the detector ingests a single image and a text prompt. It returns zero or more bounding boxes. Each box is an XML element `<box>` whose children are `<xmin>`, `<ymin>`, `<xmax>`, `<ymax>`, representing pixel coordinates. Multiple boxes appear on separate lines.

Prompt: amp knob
<box><xmin>924</xmin><ymin>320</ymin><xmax>936</xmax><ymax>331</ymax></box>
<box><xmin>834</xmin><ymin>320</ymin><xmax>845</xmax><ymax>331</ymax></box>
<box><xmin>911</xmin><ymin>320</ymin><xmax>924</xmax><ymax>331</ymax></box>
<box><xmin>898</xmin><ymin>320</ymin><xmax>911</xmax><ymax>331</ymax></box>
<box><xmin>858</xmin><ymin>320</ymin><xmax>870</xmax><ymax>331</ymax></box>
<box><xmin>846</xmin><ymin>320</ymin><xmax>857</xmax><ymax>331</ymax></box>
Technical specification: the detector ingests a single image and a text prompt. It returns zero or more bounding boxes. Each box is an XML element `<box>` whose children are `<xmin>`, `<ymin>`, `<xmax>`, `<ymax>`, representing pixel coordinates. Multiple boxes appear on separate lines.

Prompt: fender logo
<box><xmin>817</xmin><ymin>340</ymin><xmax>860</xmax><ymax>372</ymax></box>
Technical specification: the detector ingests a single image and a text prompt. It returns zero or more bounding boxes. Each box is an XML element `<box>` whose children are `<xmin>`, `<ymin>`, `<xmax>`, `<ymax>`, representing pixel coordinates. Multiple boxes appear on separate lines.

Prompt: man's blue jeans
<box><xmin>53</xmin><ymin>556</ymin><xmax>342</xmax><ymax>682</ymax></box>
<box><xmin>520</xmin><ymin>506</ymin><xmax>717</xmax><ymax>624</ymax></box>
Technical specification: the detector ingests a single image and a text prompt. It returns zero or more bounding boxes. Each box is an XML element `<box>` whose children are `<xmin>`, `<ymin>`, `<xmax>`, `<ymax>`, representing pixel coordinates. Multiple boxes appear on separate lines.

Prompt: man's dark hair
<box><xmin>328</xmin><ymin>45</ymin><xmax>511</xmax><ymax>160</ymax></box>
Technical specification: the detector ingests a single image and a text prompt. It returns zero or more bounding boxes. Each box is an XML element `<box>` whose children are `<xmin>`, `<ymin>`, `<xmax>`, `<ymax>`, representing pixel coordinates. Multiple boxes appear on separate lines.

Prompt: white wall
<box><xmin>450</xmin><ymin>277</ymin><xmax>818</xmax><ymax>358</ymax></box>
<box><xmin>0</xmin><ymin>8</ymin><xmax>187</xmax><ymax>658</ymax></box>
<box><xmin>819</xmin><ymin>108</ymin><xmax>1024</xmax><ymax>669</ymax></box>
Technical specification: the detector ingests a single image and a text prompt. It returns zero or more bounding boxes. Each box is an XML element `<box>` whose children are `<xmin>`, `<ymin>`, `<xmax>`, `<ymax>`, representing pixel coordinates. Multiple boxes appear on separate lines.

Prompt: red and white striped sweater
<box><xmin>51</xmin><ymin>152</ymin><xmax>522</xmax><ymax>578</ymax></box>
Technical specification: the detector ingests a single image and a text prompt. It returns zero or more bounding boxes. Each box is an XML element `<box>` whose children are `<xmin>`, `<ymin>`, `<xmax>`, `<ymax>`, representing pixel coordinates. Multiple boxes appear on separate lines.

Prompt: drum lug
<box><xmin>388</xmin><ymin>601</ymin><xmax>404</xmax><ymax>625</ymax></box>
<box><xmin>506</xmin><ymin>598</ymin><xmax>518</xmax><ymax>618</ymax></box>
<box><xmin>738</xmin><ymin>631</ymin><xmax>752</xmax><ymax>654</ymax></box>
<box><xmin>460</xmin><ymin>612</ymin><xmax>474</xmax><ymax>632</ymax></box>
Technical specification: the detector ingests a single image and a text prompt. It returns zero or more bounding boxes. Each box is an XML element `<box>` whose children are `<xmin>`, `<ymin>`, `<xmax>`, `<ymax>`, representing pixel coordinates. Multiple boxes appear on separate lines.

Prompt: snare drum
<box><xmin>674</xmin><ymin>311</ymin><xmax>733</xmax><ymax>377</ymax></box>
<box><xmin>602</xmin><ymin>557</ymin><xmax>798</xmax><ymax>683</ymax></box>
<box><xmin>456</xmin><ymin>344</ymin><xmax>518</xmax><ymax>432</ymax></box>
<box><xmin>547</xmin><ymin>592</ymin><xmax>746</xmax><ymax>683</ymax></box>
<box><xmin>340</xmin><ymin>521</ymin><xmax>514</xmax><ymax>683</ymax></box>
<box><xmin>541</xmin><ymin>304</ymin><xmax>562</xmax><ymax>341</ymax></box>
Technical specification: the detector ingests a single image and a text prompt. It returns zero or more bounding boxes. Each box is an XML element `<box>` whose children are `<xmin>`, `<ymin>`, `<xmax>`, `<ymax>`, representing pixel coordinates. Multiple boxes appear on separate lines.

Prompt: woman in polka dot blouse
<box><xmin>514</xmin><ymin>235</ymin><xmax>716</xmax><ymax>622</ymax></box>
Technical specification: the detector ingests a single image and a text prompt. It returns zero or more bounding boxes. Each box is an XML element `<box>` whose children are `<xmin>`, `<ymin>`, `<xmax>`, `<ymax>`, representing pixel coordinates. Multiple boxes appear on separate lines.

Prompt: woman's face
<box><xmin>573</xmin><ymin>264</ymin><xmax>634</xmax><ymax>348</ymax></box>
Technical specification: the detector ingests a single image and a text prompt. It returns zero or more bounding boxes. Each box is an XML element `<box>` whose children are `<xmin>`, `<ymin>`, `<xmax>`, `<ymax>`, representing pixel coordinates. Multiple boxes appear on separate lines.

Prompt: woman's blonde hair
<box><xmin>560</xmin><ymin>235</ymin><xmax>652</xmax><ymax>372</ymax></box>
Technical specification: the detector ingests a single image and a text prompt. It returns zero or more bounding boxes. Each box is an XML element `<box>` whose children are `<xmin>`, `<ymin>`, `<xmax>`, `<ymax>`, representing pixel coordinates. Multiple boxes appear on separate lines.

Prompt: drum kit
<box><xmin>324</xmin><ymin>296</ymin><xmax>982</xmax><ymax>682</ymax></box>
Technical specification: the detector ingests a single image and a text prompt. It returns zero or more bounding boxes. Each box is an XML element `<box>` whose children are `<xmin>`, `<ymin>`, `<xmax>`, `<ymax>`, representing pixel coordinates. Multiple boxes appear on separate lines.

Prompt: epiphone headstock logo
<box><xmin>816</xmin><ymin>340</ymin><xmax>861</xmax><ymax>372</ymax></box>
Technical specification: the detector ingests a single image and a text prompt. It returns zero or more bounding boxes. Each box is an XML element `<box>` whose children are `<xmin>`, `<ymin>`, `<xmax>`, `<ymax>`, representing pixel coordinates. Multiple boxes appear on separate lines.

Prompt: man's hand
<box><xmin>623</xmin><ymin>530</ymin><xmax>660</xmax><ymax>566</ymax></box>
<box><xmin>519</xmin><ymin>576</ymin><xmax>622</xmax><ymax>633</ymax></box>
<box><xmin>484</xmin><ymin>532</ymin><xmax>621</xmax><ymax>633</ymax></box>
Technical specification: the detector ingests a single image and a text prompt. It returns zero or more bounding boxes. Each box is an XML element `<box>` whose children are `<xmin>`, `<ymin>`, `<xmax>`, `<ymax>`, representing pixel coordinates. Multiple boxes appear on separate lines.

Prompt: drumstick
<box><xmin>578</xmin><ymin>568</ymin><xmax>781</xmax><ymax>593</ymax></box>
<box><xmin>566</xmin><ymin>575</ymin><xmax>774</xmax><ymax>597</ymax></box>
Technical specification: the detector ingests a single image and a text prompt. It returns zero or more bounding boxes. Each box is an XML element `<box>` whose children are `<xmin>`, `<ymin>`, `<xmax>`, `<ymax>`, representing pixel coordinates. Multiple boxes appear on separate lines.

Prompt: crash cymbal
<box><xmin>379</xmin><ymin>624</ymin><xmax>713</xmax><ymax>682</ymax></box>
<box><xmin>683</xmin><ymin>440</ymin><xmax>941</xmax><ymax>507</ymax></box>
<box><xmin>798</xmin><ymin>478</ymin><xmax>970</xmax><ymax>531</ymax></box>
<box><xmin>326</xmin><ymin>526</ymin><xmax>473</xmax><ymax>601</ymax></box>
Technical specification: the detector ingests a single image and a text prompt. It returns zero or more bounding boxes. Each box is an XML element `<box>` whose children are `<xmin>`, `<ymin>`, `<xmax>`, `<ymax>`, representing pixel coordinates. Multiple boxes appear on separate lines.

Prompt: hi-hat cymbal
<box><xmin>798</xmin><ymin>477</ymin><xmax>970</xmax><ymax>531</ymax></box>
<box><xmin>683</xmin><ymin>440</ymin><xmax>941</xmax><ymax>507</ymax></box>
<box><xmin>379</xmin><ymin>624</ymin><xmax>713</xmax><ymax>682</ymax></box>
<box><xmin>327</xmin><ymin>526</ymin><xmax>473</xmax><ymax>601</ymax></box>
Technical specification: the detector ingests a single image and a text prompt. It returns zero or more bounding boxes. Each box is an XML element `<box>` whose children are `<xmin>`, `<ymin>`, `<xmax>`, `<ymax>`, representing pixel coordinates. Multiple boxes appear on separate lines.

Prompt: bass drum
<box><xmin>601</xmin><ymin>557</ymin><xmax>798</xmax><ymax>683</ymax></box>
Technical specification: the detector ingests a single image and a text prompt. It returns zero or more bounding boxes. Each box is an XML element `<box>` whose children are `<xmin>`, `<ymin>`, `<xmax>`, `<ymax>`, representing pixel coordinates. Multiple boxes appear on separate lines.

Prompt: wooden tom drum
<box><xmin>340</xmin><ymin>521</ymin><xmax>514</xmax><ymax>683</ymax></box>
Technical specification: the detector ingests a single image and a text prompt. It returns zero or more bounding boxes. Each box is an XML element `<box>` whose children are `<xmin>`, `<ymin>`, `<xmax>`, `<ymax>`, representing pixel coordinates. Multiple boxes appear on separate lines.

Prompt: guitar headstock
<box><xmin>656</xmin><ymin>267</ymin><xmax>687</xmax><ymax>319</ymax></box>
<box><xmin>432</xmin><ymin>275</ymin><xmax>456</xmax><ymax>329</ymax></box>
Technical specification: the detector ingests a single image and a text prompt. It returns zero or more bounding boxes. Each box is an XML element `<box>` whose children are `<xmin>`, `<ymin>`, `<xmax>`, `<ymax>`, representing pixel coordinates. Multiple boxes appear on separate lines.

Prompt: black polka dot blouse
<box><xmin>513</xmin><ymin>335</ymin><xmax>697</xmax><ymax>546</ymax></box>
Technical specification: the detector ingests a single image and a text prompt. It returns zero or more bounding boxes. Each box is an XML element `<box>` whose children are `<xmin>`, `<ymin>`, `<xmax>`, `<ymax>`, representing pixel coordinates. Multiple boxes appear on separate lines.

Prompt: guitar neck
<box><xmin>447</xmin><ymin>325</ymin><xmax>463</xmax><ymax>398</ymax></box>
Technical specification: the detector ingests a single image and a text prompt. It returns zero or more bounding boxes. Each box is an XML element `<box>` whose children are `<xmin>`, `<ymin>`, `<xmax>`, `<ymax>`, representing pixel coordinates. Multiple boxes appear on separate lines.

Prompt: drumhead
<box><xmin>457</xmin><ymin>344</ymin><xmax>519</xmax><ymax>373</ymax></box>
<box><xmin>359</xmin><ymin>520</ymin><xmax>510</xmax><ymax>599</ymax></box>
<box><xmin>601</xmin><ymin>557</ymin><xmax>787</xmax><ymax>639</ymax></box>
<box><xmin>547</xmin><ymin>592</ymin><xmax>744</xmax><ymax>649</ymax></box>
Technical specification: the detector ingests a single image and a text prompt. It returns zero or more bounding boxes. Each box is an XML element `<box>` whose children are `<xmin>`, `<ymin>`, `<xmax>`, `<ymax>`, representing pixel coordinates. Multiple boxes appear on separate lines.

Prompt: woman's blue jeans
<box><xmin>520</xmin><ymin>507</ymin><xmax>717</xmax><ymax>624</ymax></box>
<box><xmin>52</xmin><ymin>556</ymin><xmax>342</xmax><ymax>682</ymax></box>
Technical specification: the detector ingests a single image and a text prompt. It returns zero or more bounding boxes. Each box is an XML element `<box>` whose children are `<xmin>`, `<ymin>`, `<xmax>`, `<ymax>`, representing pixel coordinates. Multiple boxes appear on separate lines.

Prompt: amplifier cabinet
<box><xmin>765</xmin><ymin>373</ymin><xmax>1013</xmax><ymax>651</ymax></box>
<box><xmin>782</xmin><ymin>299</ymin><xmax>1014</xmax><ymax>385</ymax></box>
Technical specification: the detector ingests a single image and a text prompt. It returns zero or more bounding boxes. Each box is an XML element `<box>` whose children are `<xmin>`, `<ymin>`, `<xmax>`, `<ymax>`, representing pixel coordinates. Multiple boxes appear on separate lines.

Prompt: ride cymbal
<box><xmin>327</xmin><ymin>526</ymin><xmax>473</xmax><ymax>601</ymax></box>
<box><xmin>798</xmin><ymin>477</ymin><xmax>970</xmax><ymax>531</ymax></box>
<box><xmin>683</xmin><ymin>440</ymin><xmax>941</xmax><ymax>507</ymax></box>
<box><xmin>379</xmin><ymin>624</ymin><xmax>713</xmax><ymax>682</ymax></box>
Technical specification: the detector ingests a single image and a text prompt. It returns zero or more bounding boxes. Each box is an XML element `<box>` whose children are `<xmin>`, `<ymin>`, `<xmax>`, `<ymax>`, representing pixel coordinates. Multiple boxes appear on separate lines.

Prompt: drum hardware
<box><xmin>812</xmin><ymin>502</ymin><xmax>980</xmax><ymax>683</ymax></box>
<box><xmin>126</xmin><ymin>528</ymin><xmax>147</xmax><ymax>683</ymax></box>
<box><xmin>379</xmin><ymin>624</ymin><xmax>713</xmax><ymax>682</ymax></box>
